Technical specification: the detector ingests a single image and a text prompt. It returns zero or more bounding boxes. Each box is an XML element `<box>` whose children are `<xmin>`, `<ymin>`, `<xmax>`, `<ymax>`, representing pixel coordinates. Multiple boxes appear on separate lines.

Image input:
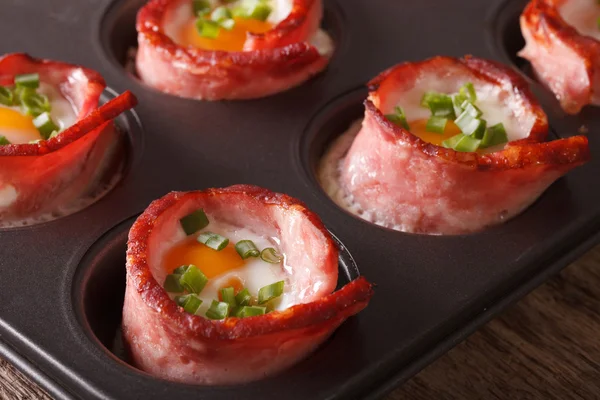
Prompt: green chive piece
<box><xmin>211</xmin><ymin>6</ymin><xmax>233</xmax><ymax>22</ymax></box>
<box><xmin>422</xmin><ymin>92</ymin><xmax>455</xmax><ymax>119</ymax></box>
<box><xmin>193</xmin><ymin>0</ymin><xmax>211</xmax><ymax>15</ymax></box>
<box><xmin>33</xmin><ymin>112</ymin><xmax>59</xmax><ymax>139</ymax></box>
<box><xmin>173</xmin><ymin>265</ymin><xmax>189</xmax><ymax>275</ymax></box>
<box><xmin>164</xmin><ymin>274</ymin><xmax>184</xmax><ymax>293</ymax></box>
<box><xmin>455</xmin><ymin>110</ymin><xmax>486</xmax><ymax>138</ymax></box>
<box><xmin>260</xmin><ymin>247</ymin><xmax>283</xmax><ymax>264</ymax></box>
<box><xmin>235</xmin><ymin>288</ymin><xmax>252</xmax><ymax>306</ymax></box>
<box><xmin>197</xmin><ymin>231</ymin><xmax>229</xmax><ymax>251</ymax></box>
<box><xmin>221</xmin><ymin>18</ymin><xmax>236</xmax><ymax>30</ymax></box>
<box><xmin>179</xmin><ymin>265</ymin><xmax>208</xmax><ymax>294</ymax></box>
<box><xmin>425</xmin><ymin>116</ymin><xmax>447</xmax><ymax>134</ymax></box>
<box><xmin>14</xmin><ymin>73</ymin><xmax>40</xmax><ymax>89</ymax></box>
<box><xmin>441</xmin><ymin>133</ymin><xmax>465</xmax><ymax>149</ymax></box>
<box><xmin>247</xmin><ymin>0</ymin><xmax>272</xmax><ymax>21</ymax></box>
<box><xmin>460</xmin><ymin>101</ymin><xmax>483</xmax><ymax>118</ymax></box>
<box><xmin>220</xmin><ymin>287</ymin><xmax>237</xmax><ymax>307</ymax></box>
<box><xmin>385</xmin><ymin>106</ymin><xmax>410</xmax><ymax>130</ymax></box>
<box><xmin>206</xmin><ymin>300</ymin><xmax>230</xmax><ymax>320</ymax></box>
<box><xmin>480</xmin><ymin>123</ymin><xmax>508</xmax><ymax>148</ymax></box>
<box><xmin>0</xmin><ymin>86</ymin><xmax>13</xmax><ymax>106</ymax></box>
<box><xmin>459</xmin><ymin>82</ymin><xmax>477</xmax><ymax>102</ymax></box>
<box><xmin>179</xmin><ymin>209</ymin><xmax>209</xmax><ymax>235</ymax></box>
<box><xmin>258</xmin><ymin>281</ymin><xmax>285</xmax><ymax>304</ymax></box>
<box><xmin>196</xmin><ymin>19</ymin><xmax>220</xmax><ymax>39</ymax></box>
<box><xmin>451</xmin><ymin>94</ymin><xmax>467</xmax><ymax>116</ymax></box>
<box><xmin>235</xmin><ymin>240</ymin><xmax>260</xmax><ymax>259</ymax></box>
<box><xmin>236</xmin><ymin>306</ymin><xmax>266</xmax><ymax>318</ymax></box>
<box><xmin>20</xmin><ymin>90</ymin><xmax>51</xmax><ymax>117</ymax></box>
<box><xmin>0</xmin><ymin>136</ymin><xmax>10</xmax><ymax>145</ymax></box>
<box><xmin>48</xmin><ymin>130</ymin><xmax>60</xmax><ymax>139</ymax></box>
<box><xmin>454</xmin><ymin>135</ymin><xmax>482</xmax><ymax>152</ymax></box>
<box><xmin>175</xmin><ymin>294</ymin><xmax>203</xmax><ymax>314</ymax></box>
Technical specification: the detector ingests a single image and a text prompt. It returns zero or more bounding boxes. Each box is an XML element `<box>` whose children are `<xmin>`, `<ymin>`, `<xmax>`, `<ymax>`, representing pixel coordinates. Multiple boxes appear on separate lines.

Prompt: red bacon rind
<box><xmin>0</xmin><ymin>53</ymin><xmax>137</xmax><ymax>222</ymax></box>
<box><xmin>339</xmin><ymin>56</ymin><xmax>589</xmax><ymax>235</ymax></box>
<box><xmin>519</xmin><ymin>0</ymin><xmax>600</xmax><ymax>114</ymax></box>
<box><xmin>136</xmin><ymin>0</ymin><xmax>329</xmax><ymax>100</ymax></box>
<box><xmin>123</xmin><ymin>185</ymin><xmax>373</xmax><ymax>384</ymax></box>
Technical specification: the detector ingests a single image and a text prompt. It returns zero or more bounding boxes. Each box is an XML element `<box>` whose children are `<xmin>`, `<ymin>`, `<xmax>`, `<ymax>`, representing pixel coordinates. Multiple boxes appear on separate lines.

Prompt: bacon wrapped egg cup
<box><xmin>0</xmin><ymin>53</ymin><xmax>137</xmax><ymax>225</ymax></box>
<box><xmin>520</xmin><ymin>0</ymin><xmax>600</xmax><ymax>114</ymax></box>
<box><xmin>319</xmin><ymin>56</ymin><xmax>589</xmax><ymax>235</ymax></box>
<box><xmin>123</xmin><ymin>185</ymin><xmax>373</xmax><ymax>384</ymax></box>
<box><xmin>136</xmin><ymin>0</ymin><xmax>333</xmax><ymax>100</ymax></box>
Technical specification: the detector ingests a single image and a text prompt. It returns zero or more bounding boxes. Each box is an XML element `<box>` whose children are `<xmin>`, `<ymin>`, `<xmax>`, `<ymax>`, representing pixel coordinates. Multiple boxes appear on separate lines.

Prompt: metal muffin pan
<box><xmin>2</xmin><ymin>0</ymin><xmax>600</xmax><ymax>398</ymax></box>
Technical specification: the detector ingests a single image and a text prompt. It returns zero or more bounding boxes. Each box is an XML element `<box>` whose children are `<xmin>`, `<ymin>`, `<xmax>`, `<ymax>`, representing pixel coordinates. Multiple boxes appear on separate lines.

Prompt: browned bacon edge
<box><xmin>126</xmin><ymin>185</ymin><xmax>373</xmax><ymax>340</ymax></box>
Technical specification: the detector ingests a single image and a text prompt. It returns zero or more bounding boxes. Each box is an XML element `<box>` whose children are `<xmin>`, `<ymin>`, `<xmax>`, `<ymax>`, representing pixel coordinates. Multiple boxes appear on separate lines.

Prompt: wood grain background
<box><xmin>2</xmin><ymin>244</ymin><xmax>600</xmax><ymax>399</ymax></box>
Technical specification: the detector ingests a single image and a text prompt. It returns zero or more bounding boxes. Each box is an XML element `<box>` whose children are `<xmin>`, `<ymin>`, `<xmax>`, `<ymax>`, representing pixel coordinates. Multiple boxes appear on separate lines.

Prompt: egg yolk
<box><xmin>408</xmin><ymin>119</ymin><xmax>462</xmax><ymax>146</ymax></box>
<box><xmin>164</xmin><ymin>237</ymin><xmax>245</xmax><ymax>278</ymax></box>
<box><xmin>180</xmin><ymin>17</ymin><xmax>273</xmax><ymax>51</ymax></box>
<box><xmin>0</xmin><ymin>108</ymin><xmax>42</xmax><ymax>143</ymax></box>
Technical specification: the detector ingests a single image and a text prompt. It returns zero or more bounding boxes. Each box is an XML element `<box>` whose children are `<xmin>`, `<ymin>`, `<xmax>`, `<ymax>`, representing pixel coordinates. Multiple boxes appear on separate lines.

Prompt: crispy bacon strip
<box><xmin>123</xmin><ymin>185</ymin><xmax>373</xmax><ymax>384</ymax></box>
<box><xmin>136</xmin><ymin>0</ymin><xmax>329</xmax><ymax>100</ymax></box>
<box><xmin>339</xmin><ymin>56</ymin><xmax>589</xmax><ymax>235</ymax></box>
<box><xmin>519</xmin><ymin>0</ymin><xmax>600</xmax><ymax>114</ymax></box>
<box><xmin>0</xmin><ymin>53</ymin><xmax>137</xmax><ymax>222</ymax></box>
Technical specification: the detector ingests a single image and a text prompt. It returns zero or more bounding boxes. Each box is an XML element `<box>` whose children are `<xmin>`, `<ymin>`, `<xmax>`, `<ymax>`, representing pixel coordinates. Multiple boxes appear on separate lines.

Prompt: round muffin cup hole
<box><xmin>72</xmin><ymin>214</ymin><xmax>362</xmax><ymax>371</ymax></box>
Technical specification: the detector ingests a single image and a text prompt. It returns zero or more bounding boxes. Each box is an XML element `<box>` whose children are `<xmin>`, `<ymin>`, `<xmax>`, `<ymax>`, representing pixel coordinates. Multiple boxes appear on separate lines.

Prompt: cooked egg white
<box><xmin>164</xmin><ymin>220</ymin><xmax>292</xmax><ymax>315</ymax></box>
<box><xmin>0</xmin><ymin>83</ymin><xmax>77</xmax><ymax>144</ymax></box>
<box><xmin>559</xmin><ymin>0</ymin><xmax>600</xmax><ymax>41</ymax></box>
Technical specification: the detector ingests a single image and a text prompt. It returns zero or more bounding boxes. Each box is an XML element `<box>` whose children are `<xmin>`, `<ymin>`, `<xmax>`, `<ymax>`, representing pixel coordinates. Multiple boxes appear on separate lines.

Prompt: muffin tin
<box><xmin>2</xmin><ymin>0</ymin><xmax>600</xmax><ymax>398</ymax></box>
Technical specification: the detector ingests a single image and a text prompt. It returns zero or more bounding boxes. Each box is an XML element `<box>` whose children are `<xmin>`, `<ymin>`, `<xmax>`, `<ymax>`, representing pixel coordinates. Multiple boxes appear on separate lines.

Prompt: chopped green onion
<box><xmin>425</xmin><ymin>116</ymin><xmax>447</xmax><ymax>134</ymax></box>
<box><xmin>197</xmin><ymin>231</ymin><xmax>230</xmax><ymax>251</ymax></box>
<box><xmin>193</xmin><ymin>0</ymin><xmax>211</xmax><ymax>15</ymax></box>
<box><xmin>220</xmin><ymin>287</ymin><xmax>237</xmax><ymax>307</ymax></box>
<box><xmin>33</xmin><ymin>112</ymin><xmax>59</xmax><ymax>139</ymax></box>
<box><xmin>246</xmin><ymin>0</ymin><xmax>272</xmax><ymax>21</ymax></box>
<box><xmin>454</xmin><ymin>110</ymin><xmax>486</xmax><ymax>138</ymax></box>
<box><xmin>260</xmin><ymin>247</ymin><xmax>283</xmax><ymax>263</ymax></box>
<box><xmin>205</xmin><ymin>300</ymin><xmax>230</xmax><ymax>320</ymax></box>
<box><xmin>173</xmin><ymin>265</ymin><xmax>189</xmax><ymax>275</ymax></box>
<box><xmin>441</xmin><ymin>133</ymin><xmax>465</xmax><ymax>149</ymax></box>
<box><xmin>421</xmin><ymin>92</ymin><xmax>455</xmax><ymax>119</ymax></box>
<box><xmin>258</xmin><ymin>281</ymin><xmax>285</xmax><ymax>304</ymax></box>
<box><xmin>460</xmin><ymin>101</ymin><xmax>483</xmax><ymax>118</ymax></box>
<box><xmin>221</xmin><ymin>18</ymin><xmax>236</xmax><ymax>30</ymax></box>
<box><xmin>451</xmin><ymin>94</ymin><xmax>467</xmax><ymax>116</ymax></box>
<box><xmin>459</xmin><ymin>82</ymin><xmax>477</xmax><ymax>102</ymax></box>
<box><xmin>20</xmin><ymin>89</ymin><xmax>51</xmax><ymax>117</ymax></box>
<box><xmin>0</xmin><ymin>136</ymin><xmax>10</xmax><ymax>146</ymax></box>
<box><xmin>235</xmin><ymin>240</ymin><xmax>260</xmax><ymax>259</ymax></box>
<box><xmin>164</xmin><ymin>274</ymin><xmax>184</xmax><ymax>293</ymax></box>
<box><xmin>235</xmin><ymin>288</ymin><xmax>252</xmax><ymax>306</ymax></box>
<box><xmin>454</xmin><ymin>134</ymin><xmax>481</xmax><ymax>152</ymax></box>
<box><xmin>179</xmin><ymin>265</ymin><xmax>208</xmax><ymax>294</ymax></box>
<box><xmin>14</xmin><ymin>73</ymin><xmax>39</xmax><ymax>89</ymax></box>
<box><xmin>196</xmin><ymin>19</ymin><xmax>221</xmax><ymax>39</ymax></box>
<box><xmin>175</xmin><ymin>294</ymin><xmax>203</xmax><ymax>314</ymax></box>
<box><xmin>236</xmin><ymin>306</ymin><xmax>266</xmax><ymax>318</ymax></box>
<box><xmin>48</xmin><ymin>130</ymin><xmax>60</xmax><ymax>139</ymax></box>
<box><xmin>0</xmin><ymin>86</ymin><xmax>13</xmax><ymax>106</ymax></box>
<box><xmin>480</xmin><ymin>123</ymin><xmax>508</xmax><ymax>148</ymax></box>
<box><xmin>179</xmin><ymin>208</ymin><xmax>209</xmax><ymax>235</ymax></box>
<box><xmin>211</xmin><ymin>6</ymin><xmax>233</xmax><ymax>22</ymax></box>
<box><xmin>384</xmin><ymin>106</ymin><xmax>410</xmax><ymax>130</ymax></box>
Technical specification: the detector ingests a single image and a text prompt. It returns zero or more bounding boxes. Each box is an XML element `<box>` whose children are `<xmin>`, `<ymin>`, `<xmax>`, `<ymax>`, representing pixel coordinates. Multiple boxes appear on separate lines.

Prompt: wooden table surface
<box><xmin>2</xmin><ymin>245</ymin><xmax>600</xmax><ymax>400</ymax></box>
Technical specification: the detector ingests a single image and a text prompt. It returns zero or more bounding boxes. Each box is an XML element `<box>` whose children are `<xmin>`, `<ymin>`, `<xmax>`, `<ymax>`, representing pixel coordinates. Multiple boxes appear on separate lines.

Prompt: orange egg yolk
<box><xmin>164</xmin><ymin>237</ymin><xmax>245</xmax><ymax>279</ymax></box>
<box><xmin>180</xmin><ymin>17</ymin><xmax>273</xmax><ymax>51</ymax></box>
<box><xmin>0</xmin><ymin>108</ymin><xmax>42</xmax><ymax>143</ymax></box>
<box><xmin>408</xmin><ymin>119</ymin><xmax>462</xmax><ymax>146</ymax></box>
